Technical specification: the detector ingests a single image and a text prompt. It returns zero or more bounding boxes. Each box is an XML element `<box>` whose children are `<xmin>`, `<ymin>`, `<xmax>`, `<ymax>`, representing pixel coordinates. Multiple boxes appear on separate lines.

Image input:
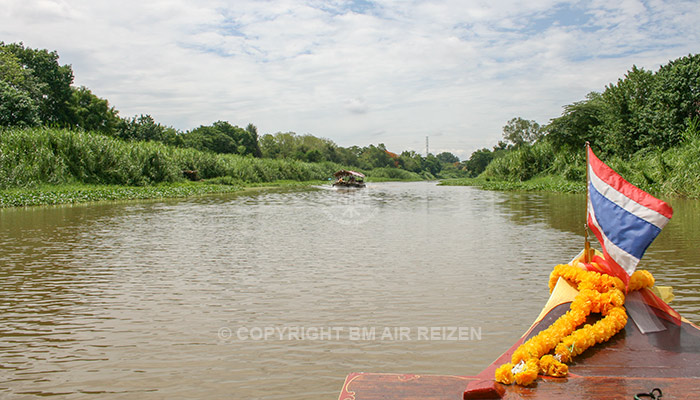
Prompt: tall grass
<box><xmin>0</xmin><ymin>128</ymin><xmax>342</xmax><ymax>189</ymax></box>
<box><xmin>365</xmin><ymin>167</ymin><xmax>423</xmax><ymax>181</ymax></box>
<box><xmin>477</xmin><ymin>134</ymin><xmax>700</xmax><ymax>198</ymax></box>
<box><xmin>481</xmin><ymin>142</ymin><xmax>557</xmax><ymax>181</ymax></box>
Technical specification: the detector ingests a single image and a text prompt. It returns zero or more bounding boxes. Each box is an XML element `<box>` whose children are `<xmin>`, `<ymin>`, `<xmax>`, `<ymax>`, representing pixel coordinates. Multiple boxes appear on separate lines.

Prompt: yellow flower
<box><xmin>495</xmin><ymin>362</ymin><xmax>514</xmax><ymax>385</ymax></box>
<box><xmin>629</xmin><ymin>270</ymin><xmax>654</xmax><ymax>292</ymax></box>
<box><xmin>514</xmin><ymin>359</ymin><xmax>540</xmax><ymax>386</ymax></box>
<box><xmin>539</xmin><ymin>354</ymin><xmax>568</xmax><ymax>377</ymax></box>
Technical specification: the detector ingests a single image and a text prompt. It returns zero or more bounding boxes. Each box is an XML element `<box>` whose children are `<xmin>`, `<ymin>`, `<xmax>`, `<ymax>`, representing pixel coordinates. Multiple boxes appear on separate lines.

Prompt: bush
<box><xmin>0</xmin><ymin>127</ymin><xmax>343</xmax><ymax>189</ymax></box>
<box><xmin>365</xmin><ymin>167</ymin><xmax>422</xmax><ymax>181</ymax></box>
<box><xmin>481</xmin><ymin>142</ymin><xmax>555</xmax><ymax>181</ymax></box>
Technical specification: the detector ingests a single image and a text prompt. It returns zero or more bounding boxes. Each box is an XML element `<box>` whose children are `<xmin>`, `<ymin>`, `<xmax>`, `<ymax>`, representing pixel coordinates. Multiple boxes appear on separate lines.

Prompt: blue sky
<box><xmin>2</xmin><ymin>0</ymin><xmax>699</xmax><ymax>159</ymax></box>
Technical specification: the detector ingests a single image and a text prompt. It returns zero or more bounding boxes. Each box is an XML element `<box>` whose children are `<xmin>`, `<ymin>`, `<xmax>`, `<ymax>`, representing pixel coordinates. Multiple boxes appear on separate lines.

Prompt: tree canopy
<box><xmin>545</xmin><ymin>54</ymin><xmax>700</xmax><ymax>157</ymax></box>
<box><xmin>3</xmin><ymin>41</ymin><xmax>698</xmax><ymax>182</ymax></box>
<box><xmin>502</xmin><ymin>117</ymin><xmax>543</xmax><ymax>148</ymax></box>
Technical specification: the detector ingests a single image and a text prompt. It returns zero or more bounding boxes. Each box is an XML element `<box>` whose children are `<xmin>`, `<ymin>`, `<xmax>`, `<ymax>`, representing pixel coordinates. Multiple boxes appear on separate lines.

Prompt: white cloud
<box><xmin>1</xmin><ymin>0</ymin><xmax>698</xmax><ymax>156</ymax></box>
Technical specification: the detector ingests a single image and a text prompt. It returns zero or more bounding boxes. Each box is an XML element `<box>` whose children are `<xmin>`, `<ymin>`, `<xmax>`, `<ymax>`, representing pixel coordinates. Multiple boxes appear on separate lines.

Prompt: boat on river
<box><xmin>333</xmin><ymin>170</ymin><xmax>366</xmax><ymax>188</ymax></box>
<box><xmin>338</xmin><ymin>250</ymin><xmax>700</xmax><ymax>399</ymax></box>
<box><xmin>338</xmin><ymin>145</ymin><xmax>700</xmax><ymax>399</ymax></box>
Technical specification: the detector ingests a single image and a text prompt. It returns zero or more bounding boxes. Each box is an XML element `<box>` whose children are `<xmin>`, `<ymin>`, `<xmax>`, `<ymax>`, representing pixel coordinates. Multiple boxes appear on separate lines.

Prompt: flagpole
<box><xmin>584</xmin><ymin>142</ymin><xmax>591</xmax><ymax>263</ymax></box>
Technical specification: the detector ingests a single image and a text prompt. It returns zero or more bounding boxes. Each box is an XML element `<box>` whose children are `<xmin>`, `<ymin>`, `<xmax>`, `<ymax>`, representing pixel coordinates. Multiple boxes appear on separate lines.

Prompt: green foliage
<box><xmin>436</xmin><ymin>151</ymin><xmax>459</xmax><ymax>163</ymax></box>
<box><xmin>595</xmin><ymin>65</ymin><xmax>655</xmax><ymax>155</ymax></box>
<box><xmin>1</xmin><ymin>42</ymin><xmax>74</xmax><ymax>126</ymax></box>
<box><xmin>0</xmin><ymin>80</ymin><xmax>41</xmax><ymax>127</ymax></box>
<box><xmin>422</xmin><ymin>153</ymin><xmax>442</xmax><ymax>175</ymax></box>
<box><xmin>182</xmin><ymin>121</ymin><xmax>262</xmax><ymax>156</ymax></box>
<box><xmin>468</xmin><ymin>130</ymin><xmax>700</xmax><ymax>198</ymax></box>
<box><xmin>649</xmin><ymin>54</ymin><xmax>700</xmax><ymax>148</ymax></box>
<box><xmin>397</xmin><ymin>150</ymin><xmax>423</xmax><ymax>173</ymax></box>
<box><xmin>463</xmin><ymin>148</ymin><xmax>495</xmax><ymax>177</ymax></box>
<box><xmin>259</xmin><ymin>131</ymin><xmax>355</xmax><ymax>164</ymax></box>
<box><xmin>682</xmin><ymin>117</ymin><xmax>700</xmax><ymax>143</ymax></box>
<box><xmin>115</xmin><ymin>114</ymin><xmax>181</xmax><ymax>146</ymax></box>
<box><xmin>440</xmin><ymin>176</ymin><xmax>584</xmax><ymax>193</ymax></box>
<box><xmin>502</xmin><ymin>117</ymin><xmax>543</xmax><ymax>148</ymax></box>
<box><xmin>481</xmin><ymin>142</ymin><xmax>555</xmax><ymax>181</ymax></box>
<box><xmin>70</xmin><ymin>86</ymin><xmax>120</xmax><ymax>133</ymax></box>
<box><xmin>0</xmin><ymin>182</ymin><xmax>243</xmax><ymax>208</ymax></box>
<box><xmin>545</xmin><ymin>92</ymin><xmax>604</xmax><ymax>153</ymax></box>
<box><xmin>365</xmin><ymin>167</ymin><xmax>422</xmax><ymax>181</ymax></box>
<box><xmin>544</xmin><ymin>54</ymin><xmax>700</xmax><ymax>158</ymax></box>
<box><xmin>245</xmin><ymin>123</ymin><xmax>263</xmax><ymax>157</ymax></box>
<box><xmin>0</xmin><ymin>127</ymin><xmax>342</xmax><ymax>190</ymax></box>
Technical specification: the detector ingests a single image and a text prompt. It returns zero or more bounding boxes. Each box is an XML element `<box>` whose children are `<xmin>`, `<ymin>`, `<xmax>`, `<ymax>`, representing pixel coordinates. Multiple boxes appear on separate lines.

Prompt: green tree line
<box><xmin>458</xmin><ymin>53</ymin><xmax>700</xmax><ymax>197</ymax></box>
<box><xmin>1</xmin><ymin>42</ymin><xmax>463</xmax><ymax>180</ymax></box>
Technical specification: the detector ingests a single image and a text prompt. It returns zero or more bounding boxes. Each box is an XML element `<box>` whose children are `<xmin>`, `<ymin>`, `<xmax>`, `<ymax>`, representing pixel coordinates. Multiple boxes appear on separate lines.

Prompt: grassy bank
<box><xmin>0</xmin><ymin>180</ymin><xmax>334</xmax><ymax>208</ymax></box>
<box><xmin>0</xmin><ymin>127</ymin><xmax>348</xmax><ymax>206</ymax></box>
<box><xmin>0</xmin><ymin>128</ymin><xmax>429</xmax><ymax>207</ymax></box>
<box><xmin>442</xmin><ymin>134</ymin><xmax>700</xmax><ymax>199</ymax></box>
<box><xmin>0</xmin><ymin>182</ymin><xmax>242</xmax><ymax>207</ymax></box>
<box><xmin>0</xmin><ymin>127</ymin><xmax>343</xmax><ymax>189</ymax></box>
<box><xmin>440</xmin><ymin>175</ymin><xmax>585</xmax><ymax>193</ymax></box>
<box><xmin>364</xmin><ymin>167</ymin><xmax>427</xmax><ymax>181</ymax></box>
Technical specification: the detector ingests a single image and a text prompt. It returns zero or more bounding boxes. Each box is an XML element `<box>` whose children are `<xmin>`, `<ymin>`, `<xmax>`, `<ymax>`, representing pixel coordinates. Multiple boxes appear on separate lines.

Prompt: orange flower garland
<box><xmin>495</xmin><ymin>263</ymin><xmax>656</xmax><ymax>386</ymax></box>
<box><xmin>538</xmin><ymin>354</ymin><xmax>568</xmax><ymax>377</ymax></box>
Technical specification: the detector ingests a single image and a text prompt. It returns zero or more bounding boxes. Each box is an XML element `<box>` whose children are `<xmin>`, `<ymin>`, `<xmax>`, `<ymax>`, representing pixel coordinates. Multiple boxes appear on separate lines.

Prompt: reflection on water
<box><xmin>494</xmin><ymin>191</ymin><xmax>700</xmax><ymax>319</ymax></box>
<box><xmin>1</xmin><ymin>182</ymin><xmax>698</xmax><ymax>399</ymax></box>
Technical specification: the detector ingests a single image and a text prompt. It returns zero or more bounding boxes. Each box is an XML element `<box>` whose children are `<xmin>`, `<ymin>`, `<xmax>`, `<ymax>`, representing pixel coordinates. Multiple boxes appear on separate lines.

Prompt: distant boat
<box><xmin>332</xmin><ymin>170</ymin><xmax>366</xmax><ymax>188</ymax></box>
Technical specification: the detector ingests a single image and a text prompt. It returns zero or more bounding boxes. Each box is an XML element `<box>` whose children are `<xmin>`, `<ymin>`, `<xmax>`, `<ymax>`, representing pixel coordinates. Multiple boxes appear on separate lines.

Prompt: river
<box><xmin>1</xmin><ymin>182</ymin><xmax>698</xmax><ymax>399</ymax></box>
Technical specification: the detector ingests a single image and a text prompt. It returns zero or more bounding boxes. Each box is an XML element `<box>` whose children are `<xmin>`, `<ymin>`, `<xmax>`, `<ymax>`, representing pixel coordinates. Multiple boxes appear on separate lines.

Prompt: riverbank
<box><xmin>454</xmin><ymin>133</ymin><xmax>700</xmax><ymax>199</ymax></box>
<box><xmin>441</xmin><ymin>166</ymin><xmax>700</xmax><ymax>199</ymax></box>
<box><xmin>0</xmin><ymin>180</ymin><xmax>332</xmax><ymax>208</ymax></box>
<box><xmin>439</xmin><ymin>176</ymin><xmax>585</xmax><ymax>194</ymax></box>
<box><xmin>0</xmin><ymin>127</ymin><xmax>431</xmax><ymax>207</ymax></box>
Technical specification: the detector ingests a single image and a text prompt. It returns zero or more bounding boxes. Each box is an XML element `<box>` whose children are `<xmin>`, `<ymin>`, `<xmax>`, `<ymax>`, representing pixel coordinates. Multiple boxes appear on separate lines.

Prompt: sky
<box><xmin>1</xmin><ymin>0</ymin><xmax>699</xmax><ymax>160</ymax></box>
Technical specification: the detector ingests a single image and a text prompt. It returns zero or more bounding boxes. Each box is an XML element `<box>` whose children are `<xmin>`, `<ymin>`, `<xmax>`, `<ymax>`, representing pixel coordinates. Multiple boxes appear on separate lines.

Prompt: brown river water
<box><xmin>1</xmin><ymin>181</ymin><xmax>699</xmax><ymax>399</ymax></box>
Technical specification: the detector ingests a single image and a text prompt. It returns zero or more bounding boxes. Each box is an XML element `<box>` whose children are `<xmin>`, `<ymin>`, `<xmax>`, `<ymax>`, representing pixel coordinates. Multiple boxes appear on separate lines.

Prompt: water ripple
<box><xmin>0</xmin><ymin>182</ymin><xmax>698</xmax><ymax>399</ymax></box>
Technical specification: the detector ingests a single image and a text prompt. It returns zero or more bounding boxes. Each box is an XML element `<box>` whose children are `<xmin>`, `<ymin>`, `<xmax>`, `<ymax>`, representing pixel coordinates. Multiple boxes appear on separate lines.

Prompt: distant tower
<box><xmin>425</xmin><ymin>136</ymin><xmax>429</xmax><ymax>157</ymax></box>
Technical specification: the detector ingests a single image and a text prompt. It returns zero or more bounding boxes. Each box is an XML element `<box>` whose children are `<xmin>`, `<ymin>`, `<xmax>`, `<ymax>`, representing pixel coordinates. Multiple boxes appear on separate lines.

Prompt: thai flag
<box><xmin>587</xmin><ymin>146</ymin><xmax>673</xmax><ymax>286</ymax></box>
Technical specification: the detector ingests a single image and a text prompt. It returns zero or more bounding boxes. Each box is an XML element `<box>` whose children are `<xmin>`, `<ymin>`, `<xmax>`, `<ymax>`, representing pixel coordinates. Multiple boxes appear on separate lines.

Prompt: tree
<box><xmin>116</xmin><ymin>114</ymin><xmax>179</xmax><ymax>145</ymax></box>
<box><xmin>423</xmin><ymin>153</ymin><xmax>442</xmax><ymax>175</ymax></box>
<box><xmin>464</xmin><ymin>148</ymin><xmax>494</xmax><ymax>177</ymax></box>
<box><xmin>545</xmin><ymin>92</ymin><xmax>604</xmax><ymax>153</ymax></box>
<box><xmin>358</xmin><ymin>144</ymin><xmax>394</xmax><ymax>169</ymax></box>
<box><xmin>0</xmin><ymin>45</ymin><xmax>43</xmax><ymax>127</ymax></box>
<box><xmin>398</xmin><ymin>150</ymin><xmax>423</xmax><ymax>173</ymax></box>
<box><xmin>436</xmin><ymin>151</ymin><xmax>459</xmax><ymax>164</ymax></box>
<box><xmin>0</xmin><ymin>47</ymin><xmax>46</xmax><ymax>100</ymax></box>
<box><xmin>259</xmin><ymin>131</ymin><xmax>353</xmax><ymax>163</ymax></box>
<box><xmin>502</xmin><ymin>117</ymin><xmax>543</xmax><ymax>148</ymax></box>
<box><xmin>647</xmin><ymin>54</ymin><xmax>700</xmax><ymax>149</ymax></box>
<box><xmin>183</xmin><ymin>121</ymin><xmax>261</xmax><ymax>155</ymax></box>
<box><xmin>1</xmin><ymin>42</ymin><xmax>74</xmax><ymax>126</ymax></box>
<box><xmin>0</xmin><ymin>80</ymin><xmax>40</xmax><ymax>126</ymax></box>
<box><xmin>70</xmin><ymin>86</ymin><xmax>119</xmax><ymax>134</ymax></box>
<box><xmin>245</xmin><ymin>123</ymin><xmax>263</xmax><ymax>157</ymax></box>
<box><xmin>597</xmin><ymin>65</ymin><xmax>655</xmax><ymax>155</ymax></box>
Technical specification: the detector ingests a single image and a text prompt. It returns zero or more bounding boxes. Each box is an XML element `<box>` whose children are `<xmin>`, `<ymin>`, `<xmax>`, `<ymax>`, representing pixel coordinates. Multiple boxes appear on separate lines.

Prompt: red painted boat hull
<box><xmin>339</xmin><ymin>277</ymin><xmax>700</xmax><ymax>399</ymax></box>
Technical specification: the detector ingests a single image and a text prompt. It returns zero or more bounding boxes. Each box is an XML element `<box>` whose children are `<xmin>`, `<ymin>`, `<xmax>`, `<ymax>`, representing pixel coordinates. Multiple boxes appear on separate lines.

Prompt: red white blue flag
<box><xmin>586</xmin><ymin>146</ymin><xmax>673</xmax><ymax>286</ymax></box>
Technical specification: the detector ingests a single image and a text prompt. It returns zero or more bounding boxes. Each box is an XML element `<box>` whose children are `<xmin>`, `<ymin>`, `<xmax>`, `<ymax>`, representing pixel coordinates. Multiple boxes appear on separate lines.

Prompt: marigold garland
<box><xmin>495</xmin><ymin>263</ymin><xmax>656</xmax><ymax>386</ymax></box>
<box><xmin>539</xmin><ymin>354</ymin><xmax>568</xmax><ymax>377</ymax></box>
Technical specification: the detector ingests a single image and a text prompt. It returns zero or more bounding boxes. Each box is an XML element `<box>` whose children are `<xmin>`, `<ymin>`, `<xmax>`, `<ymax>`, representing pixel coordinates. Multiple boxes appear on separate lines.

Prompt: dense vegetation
<box><xmin>0</xmin><ymin>128</ymin><xmax>342</xmax><ymax>189</ymax></box>
<box><xmin>0</xmin><ymin>41</ymin><xmax>461</xmax><ymax>188</ymax></box>
<box><xmin>2</xmin><ymin>41</ymin><xmax>699</xmax><ymax>202</ymax></box>
<box><xmin>455</xmin><ymin>54</ymin><xmax>700</xmax><ymax>198</ymax></box>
